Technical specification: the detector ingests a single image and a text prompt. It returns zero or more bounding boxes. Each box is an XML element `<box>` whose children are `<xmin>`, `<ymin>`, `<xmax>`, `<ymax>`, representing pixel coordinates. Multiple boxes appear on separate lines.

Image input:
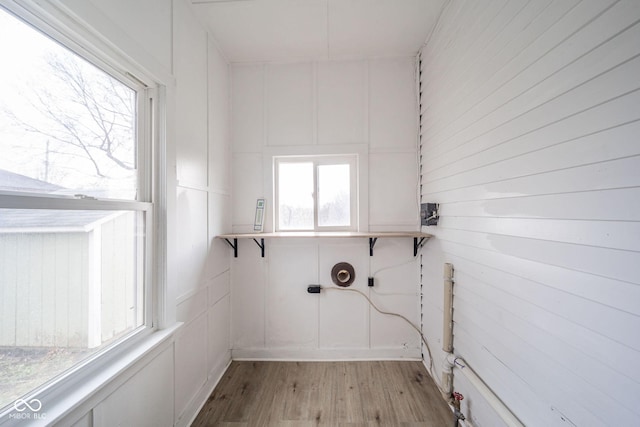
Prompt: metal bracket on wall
<box><xmin>223</xmin><ymin>238</ymin><xmax>238</xmax><ymax>258</ymax></box>
<box><xmin>252</xmin><ymin>238</ymin><xmax>265</xmax><ymax>257</ymax></box>
<box><xmin>223</xmin><ymin>237</ymin><xmax>265</xmax><ymax>258</ymax></box>
<box><xmin>369</xmin><ymin>237</ymin><xmax>378</xmax><ymax>256</ymax></box>
<box><xmin>414</xmin><ymin>237</ymin><xmax>427</xmax><ymax>256</ymax></box>
<box><xmin>371</xmin><ymin>236</ymin><xmax>424</xmax><ymax>257</ymax></box>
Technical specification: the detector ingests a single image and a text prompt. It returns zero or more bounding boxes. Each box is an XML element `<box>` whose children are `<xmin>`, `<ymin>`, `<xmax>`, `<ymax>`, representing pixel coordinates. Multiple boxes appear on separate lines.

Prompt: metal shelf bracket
<box><xmin>253</xmin><ymin>238</ymin><xmax>265</xmax><ymax>257</ymax></box>
<box><xmin>369</xmin><ymin>237</ymin><xmax>378</xmax><ymax>256</ymax></box>
<box><xmin>224</xmin><ymin>238</ymin><xmax>238</xmax><ymax>258</ymax></box>
<box><xmin>414</xmin><ymin>237</ymin><xmax>427</xmax><ymax>256</ymax></box>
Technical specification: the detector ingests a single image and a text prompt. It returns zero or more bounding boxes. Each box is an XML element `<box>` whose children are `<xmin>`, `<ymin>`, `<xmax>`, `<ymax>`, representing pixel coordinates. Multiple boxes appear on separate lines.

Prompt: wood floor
<box><xmin>192</xmin><ymin>361</ymin><xmax>452</xmax><ymax>427</ymax></box>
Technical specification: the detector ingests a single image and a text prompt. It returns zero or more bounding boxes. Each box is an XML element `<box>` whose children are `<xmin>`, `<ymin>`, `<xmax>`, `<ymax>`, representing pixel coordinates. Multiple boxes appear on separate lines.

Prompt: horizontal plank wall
<box><xmin>419</xmin><ymin>0</ymin><xmax>640</xmax><ymax>426</ymax></box>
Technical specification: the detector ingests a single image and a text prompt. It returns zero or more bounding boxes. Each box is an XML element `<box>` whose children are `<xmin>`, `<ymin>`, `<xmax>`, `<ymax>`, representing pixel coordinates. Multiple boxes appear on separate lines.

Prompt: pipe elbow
<box><xmin>445</xmin><ymin>353</ymin><xmax>458</xmax><ymax>368</ymax></box>
<box><xmin>446</xmin><ymin>354</ymin><xmax>467</xmax><ymax>370</ymax></box>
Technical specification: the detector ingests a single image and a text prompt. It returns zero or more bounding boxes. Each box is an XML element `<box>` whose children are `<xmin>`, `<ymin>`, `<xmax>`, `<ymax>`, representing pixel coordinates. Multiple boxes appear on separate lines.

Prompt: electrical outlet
<box><xmin>307</xmin><ymin>285</ymin><xmax>321</xmax><ymax>294</ymax></box>
<box><xmin>421</xmin><ymin>203</ymin><xmax>439</xmax><ymax>226</ymax></box>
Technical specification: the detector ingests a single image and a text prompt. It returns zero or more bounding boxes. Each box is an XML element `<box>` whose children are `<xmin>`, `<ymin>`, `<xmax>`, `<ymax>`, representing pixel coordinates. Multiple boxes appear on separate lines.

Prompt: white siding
<box><xmin>0</xmin><ymin>233</ymin><xmax>88</xmax><ymax>347</ymax></box>
<box><xmin>420</xmin><ymin>0</ymin><xmax>640</xmax><ymax>426</ymax></box>
<box><xmin>0</xmin><ymin>218</ymin><xmax>136</xmax><ymax>347</ymax></box>
<box><xmin>100</xmin><ymin>212</ymin><xmax>138</xmax><ymax>344</ymax></box>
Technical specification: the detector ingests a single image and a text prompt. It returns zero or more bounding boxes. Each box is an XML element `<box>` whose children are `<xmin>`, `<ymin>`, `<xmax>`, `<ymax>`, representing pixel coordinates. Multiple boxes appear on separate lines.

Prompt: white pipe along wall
<box><xmin>445</xmin><ymin>355</ymin><xmax>525</xmax><ymax>427</ymax></box>
<box><xmin>441</xmin><ymin>263</ymin><xmax>525</xmax><ymax>427</ymax></box>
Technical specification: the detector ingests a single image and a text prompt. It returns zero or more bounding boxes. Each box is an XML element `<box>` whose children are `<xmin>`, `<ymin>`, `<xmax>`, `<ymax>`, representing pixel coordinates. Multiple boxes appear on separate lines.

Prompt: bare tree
<box><xmin>2</xmin><ymin>51</ymin><xmax>136</xmax><ymax>185</ymax></box>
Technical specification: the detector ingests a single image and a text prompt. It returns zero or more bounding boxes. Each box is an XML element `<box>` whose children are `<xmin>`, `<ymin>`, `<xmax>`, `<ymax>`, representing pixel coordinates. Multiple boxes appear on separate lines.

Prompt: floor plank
<box><xmin>192</xmin><ymin>361</ymin><xmax>452</xmax><ymax>427</ymax></box>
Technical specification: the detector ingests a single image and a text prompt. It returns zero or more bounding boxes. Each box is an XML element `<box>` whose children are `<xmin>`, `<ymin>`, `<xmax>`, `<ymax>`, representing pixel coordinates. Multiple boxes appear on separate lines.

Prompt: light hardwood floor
<box><xmin>192</xmin><ymin>361</ymin><xmax>452</xmax><ymax>426</ymax></box>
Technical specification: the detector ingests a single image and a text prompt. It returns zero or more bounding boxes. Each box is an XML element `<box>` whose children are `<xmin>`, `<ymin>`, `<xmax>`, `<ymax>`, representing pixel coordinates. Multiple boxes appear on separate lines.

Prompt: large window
<box><xmin>0</xmin><ymin>5</ymin><xmax>155</xmax><ymax>415</ymax></box>
<box><xmin>275</xmin><ymin>155</ymin><xmax>357</xmax><ymax>231</ymax></box>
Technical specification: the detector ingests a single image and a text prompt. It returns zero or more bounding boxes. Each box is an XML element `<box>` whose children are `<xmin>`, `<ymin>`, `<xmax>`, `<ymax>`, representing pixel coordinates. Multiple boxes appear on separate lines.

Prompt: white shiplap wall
<box><xmin>420</xmin><ymin>0</ymin><xmax>640</xmax><ymax>426</ymax></box>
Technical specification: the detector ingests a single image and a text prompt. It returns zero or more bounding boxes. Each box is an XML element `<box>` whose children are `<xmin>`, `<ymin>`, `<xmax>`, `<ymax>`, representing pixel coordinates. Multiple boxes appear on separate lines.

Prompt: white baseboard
<box><xmin>175</xmin><ymin>354</ymin><xmax>232</xmax><ymax>427</ymax></box>
<box><xmin>231</xmin><ymin>347</ymin><xmax>422</xmax><ymax>361</ymax></box>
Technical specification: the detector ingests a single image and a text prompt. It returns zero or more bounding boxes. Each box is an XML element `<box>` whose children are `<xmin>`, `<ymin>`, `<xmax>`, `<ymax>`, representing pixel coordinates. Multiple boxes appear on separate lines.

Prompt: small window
<box><xmin>0</xmin><ymin>5</ymin><xmax>155</xmax><ymax>413</ymax></box>
<box><xmin>275</xmin><ymin>156</ymin><xmax>357</xmax><ymax>231</ymax></box>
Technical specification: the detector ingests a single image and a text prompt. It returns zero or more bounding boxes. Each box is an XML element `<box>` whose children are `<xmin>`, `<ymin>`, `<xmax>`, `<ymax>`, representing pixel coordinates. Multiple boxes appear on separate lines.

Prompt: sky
<box><xmin>278</xmin><ymin>161</ymin><xmax>351</xmax><ymax>229</ymax></box>
<box><xmin>0</xmin><ymin>7</ymin><xmax>137</xmax><ymax>200</ymax></box>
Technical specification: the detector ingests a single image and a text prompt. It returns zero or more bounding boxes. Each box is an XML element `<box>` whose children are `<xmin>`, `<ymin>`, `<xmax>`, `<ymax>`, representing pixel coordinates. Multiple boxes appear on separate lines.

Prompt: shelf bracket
<box><xmin>414</xmin><ymin>237</ymin><xmax>427</xmax><ymax>256</ymax></box>
<box><xmin>224</xmin><ymin>238</ymin><xmax>238</xmax><ymax>258</ymax></box>
<box><xmin>369</xmin><ymin>237</ymin><xmax>378</xmax><ymax>257</ymax></box>
<box><xmin>253</xmin><ymin>238</ymin><xmax>265</xmax><ymax>258</ymax></box>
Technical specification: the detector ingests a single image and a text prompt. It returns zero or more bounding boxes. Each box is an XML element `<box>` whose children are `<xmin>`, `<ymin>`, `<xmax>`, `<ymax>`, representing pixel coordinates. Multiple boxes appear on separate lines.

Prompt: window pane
<box><xmin>278</xmin><ymin>162</ymin><xmax>313</xmax><ymax>230</ymax></box>
<box><xmin>318</xmin><ymin>164</ymin><xmax>350</xmax><ymax>227</ymax></box>
<box><xmin>0</xmin><ymin>208</ymin><xmax>144</xmax><ymax>410</ymax></box>
<box><xmin>0</xmin><ymin>9</ymin><xmax>137</xmax><ymax>200</ymax></box>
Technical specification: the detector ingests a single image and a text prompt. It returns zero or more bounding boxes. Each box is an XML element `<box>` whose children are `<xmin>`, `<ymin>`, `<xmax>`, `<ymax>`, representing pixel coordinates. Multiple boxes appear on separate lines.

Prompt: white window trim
<box><xmin>274</xmin><ymin>155</ymin><xmax>358</xmax><ymax>232</ymax></box>
<box><xmin>0</xmin><ymin>1</ymin><xmax>170</xmax><ymax>424</ymax></box>
<box><xmin>263</xmin><ymin>144</ymin><xmax>369</xmax><ymax>233</ymax></box>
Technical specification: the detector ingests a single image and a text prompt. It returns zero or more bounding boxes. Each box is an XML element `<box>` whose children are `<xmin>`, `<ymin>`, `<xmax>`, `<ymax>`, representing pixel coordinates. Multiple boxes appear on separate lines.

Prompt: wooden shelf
<box><xmin>216</xmin><ymin>231</ymin><xmax>433</xmax><ymax>258</ymax></box>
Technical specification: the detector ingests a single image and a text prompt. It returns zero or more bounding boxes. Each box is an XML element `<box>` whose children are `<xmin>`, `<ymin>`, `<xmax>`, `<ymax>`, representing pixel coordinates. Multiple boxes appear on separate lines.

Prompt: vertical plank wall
<box><xmin>419</xmin><ymin>0</ymin><xmax>640</xmax><ymax>426</ymax></box>
<box><xmin>42</xmin><ymin>0</ymin><xmax>232</xmax><ymax>426</ymax></box>
<box><xmin>230</xmin><ymin>58</ymin><xmax>422</xmax><ymax>359</ymax></box>
<box><xmin>173</xmin><ymin>0</ymin><xmax>233</xmax><ymax>424</ymax></box>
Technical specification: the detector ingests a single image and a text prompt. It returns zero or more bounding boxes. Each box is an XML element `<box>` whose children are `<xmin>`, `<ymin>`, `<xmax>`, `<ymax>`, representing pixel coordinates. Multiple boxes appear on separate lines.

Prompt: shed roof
<box><xmin>0</xmin><ymin>169</ymin><xmax>119</xmax><ymax>232</ymax></box>
<box><xmin>0</xmin><ymin>169</ymin><xmax>63</xmax><ymax>193</ymax></box>
<box><xmin>0</xmin><ymin>209</ymin><xmax>118</xmax><ymax>231</ymax></box>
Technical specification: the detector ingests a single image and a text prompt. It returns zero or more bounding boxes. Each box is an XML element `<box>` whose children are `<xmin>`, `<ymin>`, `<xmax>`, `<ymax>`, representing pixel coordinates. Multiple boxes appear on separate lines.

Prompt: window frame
<box><xmin>0</xmin><ymin>1</ymin><xmax>163</xmax><ymax>420</ymax></box>
<box><xmin>264</xmin><ymin>144</ymin><xmax>368</xmax><ymax>234</ymax></box>
<box><xmin>273</xmin><ymin>154</ymin><xmax>359</xmax><ymax>232</ymax></box>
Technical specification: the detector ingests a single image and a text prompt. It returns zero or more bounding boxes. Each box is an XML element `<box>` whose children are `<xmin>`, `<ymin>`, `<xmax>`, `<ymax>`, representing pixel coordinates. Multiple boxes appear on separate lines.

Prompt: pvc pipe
<box><xmin>442</xmin><ymin>354</ymin><xmax>454</xmax><ymax>398</ymax></box>
<box><xmin>441</xmin><ymin>263</ymin><xmax>455</xmax><ymax>400</ymax></box>
<box><xmin>445</xmin><ymin>354</ymin><xmax>525</xmax><ymax>427</ymax></box>
<box><xmin>440</xmin><ymin>263</ymin><xmax>523</xmax><ymax>426</ymax></box>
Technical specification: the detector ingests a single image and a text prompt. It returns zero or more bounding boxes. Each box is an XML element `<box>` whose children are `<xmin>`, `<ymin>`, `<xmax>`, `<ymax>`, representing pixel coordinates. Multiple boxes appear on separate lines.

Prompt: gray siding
<box><xmin>0</xmin><ymin>233</ymin><xmax>89</xmax><ymax>347</ymax></box>
<box><xmin>0</xmin><ymin>212</ymin><xmax>138</xmax><ymax>348</ymax></box>
<box><xmin>419</xmin><ymin>0</ymin><xmax>640</xmax><ymax>426</ymax></box>
<box><xmin>100</xmin><ymin>212</ymin><xmax>138</xmax><ymax>343</ymax></box>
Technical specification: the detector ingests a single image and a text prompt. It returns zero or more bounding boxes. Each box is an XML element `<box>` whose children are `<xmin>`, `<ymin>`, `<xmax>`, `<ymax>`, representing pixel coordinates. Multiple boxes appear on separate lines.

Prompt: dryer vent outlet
<box><xmin>331</xmin><ymin>262</ymin><xmax>355</xmax><ymax>287</ymax></box>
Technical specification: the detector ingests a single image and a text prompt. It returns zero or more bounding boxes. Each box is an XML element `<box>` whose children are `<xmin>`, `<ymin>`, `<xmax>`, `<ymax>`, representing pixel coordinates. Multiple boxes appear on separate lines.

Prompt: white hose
<box><xmin>322</xmin><ymin>286</ymin><xmax>437</xmax><ymax>381</ymax></box>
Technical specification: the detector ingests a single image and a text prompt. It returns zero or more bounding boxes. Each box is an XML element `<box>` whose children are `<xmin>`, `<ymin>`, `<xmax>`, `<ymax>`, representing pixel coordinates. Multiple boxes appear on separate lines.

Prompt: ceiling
<box><xmin>190</xmin><ymin>0</ymin><xmax>447</xmax><ymax>63</ymax></box>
